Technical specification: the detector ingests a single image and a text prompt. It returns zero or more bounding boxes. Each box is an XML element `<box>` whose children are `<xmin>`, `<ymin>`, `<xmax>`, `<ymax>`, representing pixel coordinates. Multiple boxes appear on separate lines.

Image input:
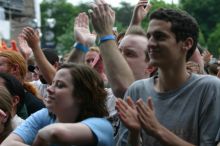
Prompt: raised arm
<box><xmin>17</xmin><ymin>35</ymin><xmax>32</xmax><ymax>60</ymax></box>
<box><xmin>126</xmin><ymin>0</ymin><xmax>152</xmax><ymax>34</ymax></box>
<box><xmin>90</xmin><ymin>0</ymin><xmax>134</xmax><ymax>98</ymax></box>
<box><xmin>20</xmin><ymin>27</ymin><xmax>56</xmax><ymax>85</ymax></box>
<box><xmin>67</xmin><ymin>12</ymin><xmax>96</xmax><ymax>63</ymax></box>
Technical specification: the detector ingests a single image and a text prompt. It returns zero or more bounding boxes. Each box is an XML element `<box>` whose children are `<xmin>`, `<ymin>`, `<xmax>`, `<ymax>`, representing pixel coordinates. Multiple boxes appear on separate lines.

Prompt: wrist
<box><xmin>153</xmin><ymin>125</ymin><xmax>167</xmax><ymax>140</ymax></box>
<box><xmin>74</xmin><ymin>42</ymin><xmax>89</xmax><ymax>53</ymax></box>
<box><xmin>98</xmin><ymin>34</ymin><xmax>116</xmax><ymax>45</ymax></box>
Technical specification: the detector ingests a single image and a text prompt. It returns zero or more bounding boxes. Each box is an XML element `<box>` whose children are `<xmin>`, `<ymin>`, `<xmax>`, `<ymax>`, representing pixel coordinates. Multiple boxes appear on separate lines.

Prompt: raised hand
<box><xmin>202</xmin><ymin>49</ymin><xmax>212</xmax><ymax>67</ymax></box>
<box><xmin>20</xmin><ymin>27</ymin><xmax>40</xmax><ymax>51</ymax></box>
<box><xmin>186</xmin><ymin>61</ymin><xmax>201</xmax><ymax>74</ymax></box>
<box><xmin>116</xmin><ymin>96</ymin><xmax>141</xmax><ymax>133</ymax></box>
<box><xmin>74</xmin><ymin>12</ymin><xmax>96</xmax><ymax>46</ymax></box>
<box><xmin>130</xmin><ymin>0</ymin><xmax>152</xmax><ymax>26</ymax></box>
<box><xmin>136</xmin><ymin>97</ymin><xmax>161</xmax><ymax>137</ymax></box>
<box><xmin>18</xmin><ymin>35</ymin><xmax>32</xmax><ymax>59</ymax></box>
<box><xmin>89</xmin><ymin>0</ymin><xmax>115</xmax><ymax>37</ymax></box>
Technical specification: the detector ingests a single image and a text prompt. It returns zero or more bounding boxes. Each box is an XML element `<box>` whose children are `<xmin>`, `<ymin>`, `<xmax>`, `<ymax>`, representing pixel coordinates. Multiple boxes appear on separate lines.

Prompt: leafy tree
<box><xmin>180</xmin><ymin>0</ymin><xmax>220</xmax><ymax>41</ymax></box>
<box><xmin>177</xmin><ymin>0</ymin><xmax>220</xmax><ymax>56</ymax></box>
<box><xmin>41</xmin><ymin>0</ymin><xmax>79</xmax><ymax>53</ymax></box>
<box><xmin>207</xmin><ymin>23</ymin><xmax>220</xmax><ymax>57</ymax></box>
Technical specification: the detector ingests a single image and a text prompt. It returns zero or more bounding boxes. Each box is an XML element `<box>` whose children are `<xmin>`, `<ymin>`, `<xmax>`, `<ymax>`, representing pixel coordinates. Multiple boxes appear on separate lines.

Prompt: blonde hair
<box><xmin>89</xmin><ymin>47</ymin><xmax>100</xmax><ymax>53</ymax></box>
<box><xmin>0</xmin><ymin>51</ymin><xmax>27</xmax><ymax>81</ymax></box>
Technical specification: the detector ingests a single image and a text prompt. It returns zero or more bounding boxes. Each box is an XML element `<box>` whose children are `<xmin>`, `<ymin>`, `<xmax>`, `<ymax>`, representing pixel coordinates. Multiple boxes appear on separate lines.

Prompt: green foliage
<box><xmin>113</xmin><ymin>2</ymin><xmax>133</xmax><ymax>33</ymax></box>
<box><xmin>198</xmin><ymin>31</ymin><xmax>206</xmax><ymax>47</ymax></box>
<box><xmin>207</xmin><ymin>23</ymin><xmax>220</xmax><ymax>58</ymax></box>
<box><xmin>41</xmin><ymin>0</ymin><xmax>78</xmax><ymax>53</ymax></box>
<box><xmin>180</xmin><ymin>0</ymin><xmax>220</xmax><ymax>57</ymax></box>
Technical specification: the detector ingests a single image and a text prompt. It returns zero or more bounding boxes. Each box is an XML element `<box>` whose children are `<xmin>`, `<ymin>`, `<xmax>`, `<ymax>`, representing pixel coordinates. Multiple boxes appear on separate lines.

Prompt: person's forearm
<box><xmin>32</xmin><ymin>46</ymin><xmax>56</xmax><ymax>85</ymax></box>
<box><xmin>1</xmin><ymin>139</ymin><xmax>29</xmax><ymax>146</ymax></box>
<box><xmin>154</xmin><ymin>126</ymin><xmax>195</xmax><ymax>146</ymax></box>
<box><xmin>99</xmin><ymin>40</ymin><xmax>135</xmax><ymax>98</ymax></box>
<box><xmin>66</xmin><ymin>48</ymin><xmax>85</xmax><ymax>63</ymax></box>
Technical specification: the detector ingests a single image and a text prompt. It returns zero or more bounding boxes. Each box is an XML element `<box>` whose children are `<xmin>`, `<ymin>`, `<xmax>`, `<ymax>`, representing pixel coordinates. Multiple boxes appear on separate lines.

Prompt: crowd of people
<box><xmin>0</xmin><ymin>0</ymin><xmax>220</xmax><ymax>145</ymax></box>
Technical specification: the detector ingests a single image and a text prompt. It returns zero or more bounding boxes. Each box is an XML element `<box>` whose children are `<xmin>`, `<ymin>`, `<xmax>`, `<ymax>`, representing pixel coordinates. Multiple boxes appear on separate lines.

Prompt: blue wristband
<box><xmin>74</xmin><ymin>42</ymin><xmax>89</xmax><ymax>53</ymax></box>
<box><xmin>99</xmin><ymin>35</ymin><xmax>116</xmax><ymax>44</ymax></box>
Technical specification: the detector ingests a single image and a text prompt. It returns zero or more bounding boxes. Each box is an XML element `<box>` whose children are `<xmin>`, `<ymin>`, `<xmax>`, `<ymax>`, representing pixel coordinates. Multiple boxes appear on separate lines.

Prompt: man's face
<box><xmin>119</xmin><ymin>35</ymin><xmax>149</xmax><ymax>80</ymax></box>
<box><xmin>0</xmin><ymin>57</ymin><xmax>13</xmax><ymax>74</ymax></box>
<box><xmin>33</xmin><ymin>65</ymin><xmax>47</xmax><ymax>84</ymax></box>
<box><xmin>85</xmin><ymin>51</ymin><xmax>99</xmax><ymax>67</ymax></box>
<box><xmin>146</xmin><ymin>19</ymin><xmax>184</xmax><ymax>68</ymax></box>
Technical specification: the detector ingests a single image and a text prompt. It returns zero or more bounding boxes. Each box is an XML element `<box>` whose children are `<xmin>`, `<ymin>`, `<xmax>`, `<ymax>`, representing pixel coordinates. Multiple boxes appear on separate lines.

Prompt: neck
<box><xmin>11</xmin><ymin>108</ymin><xmax>16</xmax><ymax>117</ymax></box>
<box><xmin>155</xmin><ymin>64</ymin><xmax>190</xmax><ymax>92</ymax></box>
<box><xmin>56</xmin><ymin>109</ymin><xmax>79</xmax><ymax>123</ymax></box>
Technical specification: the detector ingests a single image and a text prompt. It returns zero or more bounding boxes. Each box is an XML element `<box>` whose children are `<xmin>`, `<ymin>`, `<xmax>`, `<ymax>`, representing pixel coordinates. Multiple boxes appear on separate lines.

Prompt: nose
<box><xmin>88</xmin><ymin>61</ymin><xmax>93</xmax><ymax>66</ymax></box>
<box><xmin>47</xmin><ymin>84</ymin><xmax>54</xmax><ymax>95</ymax></box>
<box><xmin>147</xmin><ymin>36</ymin><xmax>157</xmax><ymax>50</ymax></box>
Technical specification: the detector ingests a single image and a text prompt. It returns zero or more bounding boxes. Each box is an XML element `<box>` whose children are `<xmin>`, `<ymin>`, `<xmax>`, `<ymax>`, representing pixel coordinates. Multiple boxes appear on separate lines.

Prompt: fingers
<box><xmin>21</xmin><ymin>27</ymin><xmax>37</xmax><ymax>40</ymax></box>
<box><xmin>116</xmin><ymin>98</ymin><xmax>128</xmax><ymax>112</ymax></box>
<box><xmin>147</xmin><ymin>96</ymin><xmax>154</xmax><ymax>110</ymax></box>
<box><xmin>137</xmin><ymin>0</ymin><xmax>152</xmax><ymax>12</ymax></box>
<box><xmin>126</xmin><ymin>96</ymin><xmax>136</xmax><ymax>109</ymax></box>
<box><xmin>137</xmin><ymin>97</ymin><xmax>155</xmax><ymax>119</ymax></box>
<box><xmin>145</xmin><ymin>3</ymin><xmax>152</xmax><ymax>12</ymax></box>
<box><xmin>116</xmin><ymin>99</ymin><xmax>129</xmax><ymax>121</ymax></box>
<box><xmin>75</xmin><ymin>12</ymin><xmax>89</xmax><ymax>26</ymax></box>
<box><xmin>136</xmin><ymin>98</ymin><xmax>148</xmax><ymax>116</ymax></box>
<box><xmin>94</xmin><ymin>0</ymin><xmax>102</xmax><ymax>5</ymax></box>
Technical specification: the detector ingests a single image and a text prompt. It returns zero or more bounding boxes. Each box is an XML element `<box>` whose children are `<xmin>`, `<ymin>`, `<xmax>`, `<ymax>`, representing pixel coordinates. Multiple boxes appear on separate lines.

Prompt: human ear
<box><xmin>12</xmin><ymin>96</ymin><xmax>20</xmax><ymax>108</ymax></box>
<box><xmin>10</xmin><ymin>63</ymin><xmax>19</xmax><ymax>75</ymax></box>
<box><xmin>182</xmin><ymin>37</ymin><xmax>194</xmax><ymax>51</ymax></box>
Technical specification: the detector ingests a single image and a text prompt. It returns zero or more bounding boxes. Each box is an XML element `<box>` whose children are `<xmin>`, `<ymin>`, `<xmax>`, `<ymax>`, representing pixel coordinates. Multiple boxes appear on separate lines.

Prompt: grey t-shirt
<box><xmin>117</xmin><ymin>74</ymin><xmax>220</xmax><ymax>146</ymax></box>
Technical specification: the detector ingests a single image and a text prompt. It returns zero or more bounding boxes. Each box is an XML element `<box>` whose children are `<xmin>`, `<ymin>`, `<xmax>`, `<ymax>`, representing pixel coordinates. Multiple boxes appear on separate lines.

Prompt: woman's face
<box><xmin>46</xmin><ymin>68</ymin><xmax>79</xmax><ymax>118</ymax></box>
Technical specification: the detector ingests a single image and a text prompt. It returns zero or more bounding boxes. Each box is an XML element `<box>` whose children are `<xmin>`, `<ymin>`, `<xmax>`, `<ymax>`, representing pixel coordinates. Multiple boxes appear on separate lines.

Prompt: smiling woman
<box><xmin>1</xmin><ymin>63</ymin><xmax>114</xmax><ymax>146</ymax></box>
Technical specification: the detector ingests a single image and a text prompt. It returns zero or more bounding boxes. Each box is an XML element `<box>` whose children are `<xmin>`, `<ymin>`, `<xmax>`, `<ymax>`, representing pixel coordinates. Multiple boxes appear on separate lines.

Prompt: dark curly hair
<box><xmin>58</xmin><ymin>63</ymin><xmax>108</xmax><ymax>122</ymax></box>
<box><xmin>150</xmin><ymin>8</ymin><xmax>199</xmax><ymax>61</ymax></box>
